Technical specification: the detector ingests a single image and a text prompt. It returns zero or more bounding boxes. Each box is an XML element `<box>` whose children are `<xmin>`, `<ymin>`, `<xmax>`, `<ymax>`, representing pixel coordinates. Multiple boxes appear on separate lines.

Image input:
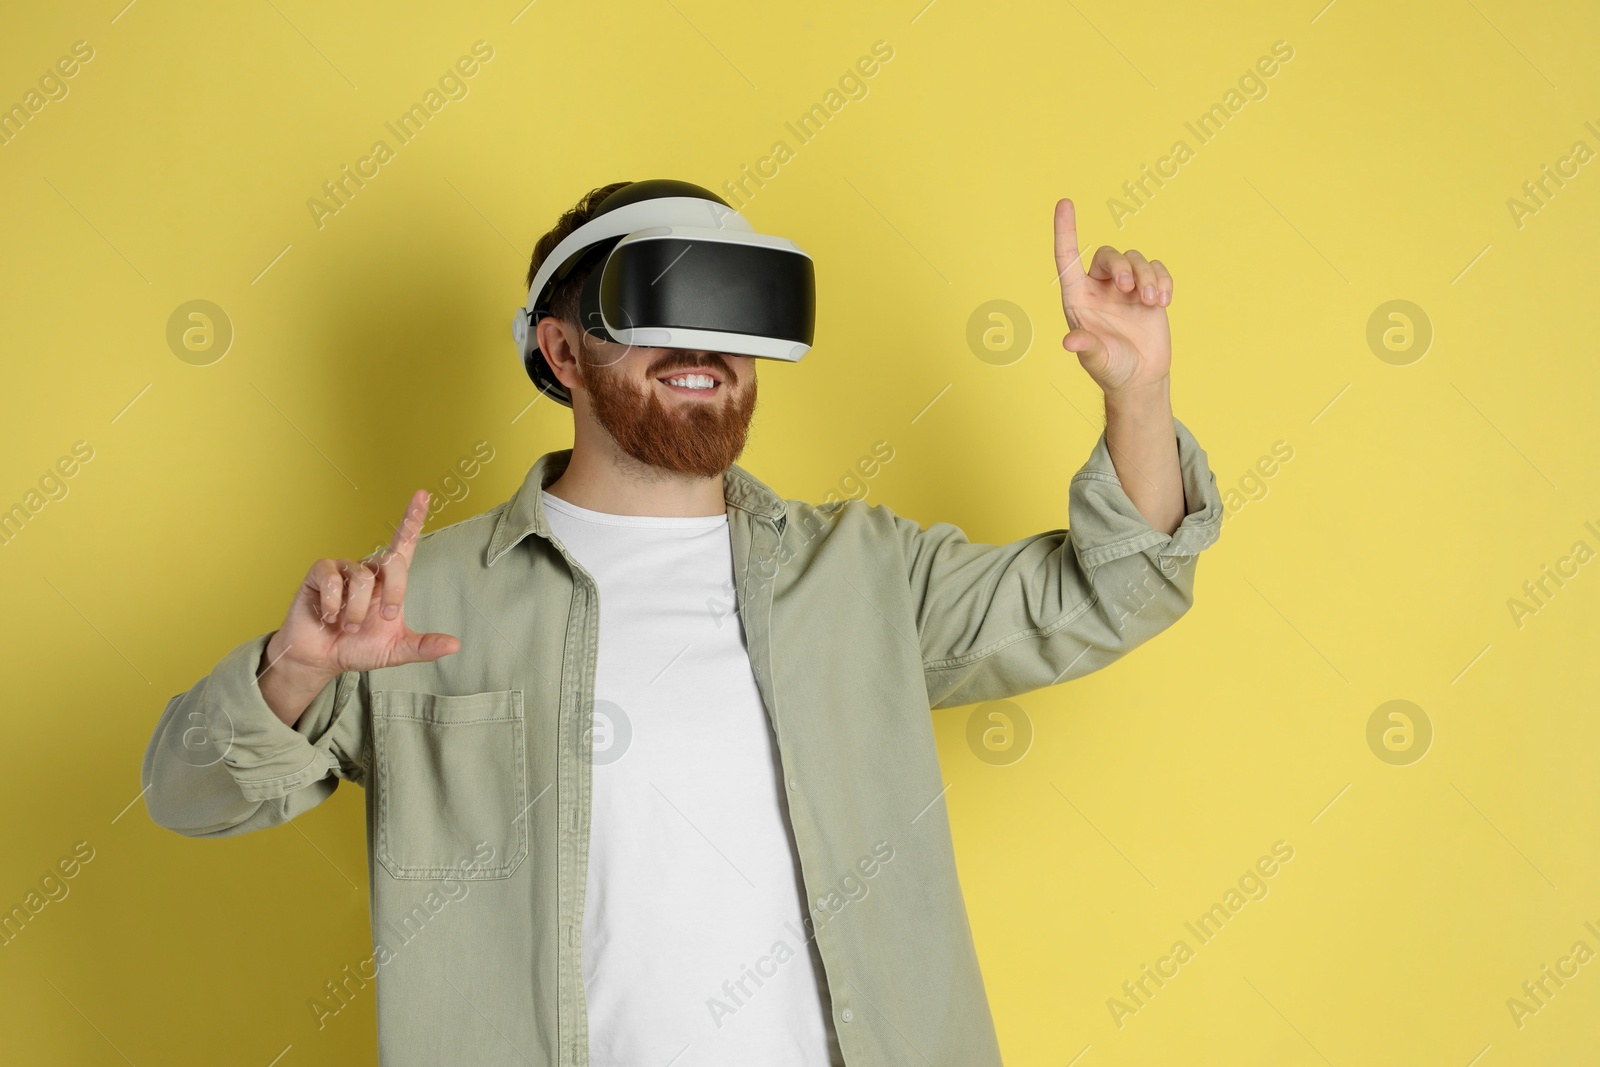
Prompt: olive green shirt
<box><xmin>142</xmin><ymin>417</ymin><xmax>1223</xmax><ymax>1066</ymax></box>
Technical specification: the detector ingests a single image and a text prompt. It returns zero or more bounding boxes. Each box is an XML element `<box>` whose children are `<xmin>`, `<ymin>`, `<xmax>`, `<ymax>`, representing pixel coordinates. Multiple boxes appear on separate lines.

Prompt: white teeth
<box><xmin>662</xmin><ymin>374</ymin><xmax>715</xmax><ymax>389</ymax></box>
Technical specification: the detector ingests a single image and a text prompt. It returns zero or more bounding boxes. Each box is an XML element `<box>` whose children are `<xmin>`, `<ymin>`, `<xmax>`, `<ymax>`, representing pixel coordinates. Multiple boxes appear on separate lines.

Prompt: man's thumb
<box><xmin>397</xmin><ymin>630</ymin><xmax>461</xmax><ymax>663</ymax></box>
<box><xmin>1062</xmin><ymin>327</ymin><xmax>1102</xmax><ymax>355</ymax></box>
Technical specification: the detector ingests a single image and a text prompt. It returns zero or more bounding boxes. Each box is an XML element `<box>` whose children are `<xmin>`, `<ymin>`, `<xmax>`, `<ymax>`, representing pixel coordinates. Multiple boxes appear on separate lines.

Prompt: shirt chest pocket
<box><xmin>372</xmin><ymin>689</ymin><xmax>529</xmax><ymax>880</ymax></box>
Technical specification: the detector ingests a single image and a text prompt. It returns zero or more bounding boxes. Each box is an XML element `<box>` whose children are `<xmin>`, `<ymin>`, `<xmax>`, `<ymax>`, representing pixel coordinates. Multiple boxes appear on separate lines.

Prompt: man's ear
<box><xmin>534</xmin><ymin>317</ymin><xmax>585</xmax><ymax>395</ymax></box>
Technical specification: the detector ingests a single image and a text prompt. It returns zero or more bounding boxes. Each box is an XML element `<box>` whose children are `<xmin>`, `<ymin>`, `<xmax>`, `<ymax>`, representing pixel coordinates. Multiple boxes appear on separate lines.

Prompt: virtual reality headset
<box><xmin>512</xmin><ymin>179</ymin><xmax>817</xmax><ymax>408</ymax></box>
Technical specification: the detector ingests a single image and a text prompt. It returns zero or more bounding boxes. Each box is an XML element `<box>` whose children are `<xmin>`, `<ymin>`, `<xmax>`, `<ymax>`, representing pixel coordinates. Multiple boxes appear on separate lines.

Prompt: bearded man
<box><xmin>143</xmin><ymin>179</ymin><xmax>1223</xmax><ymax>1067</ymax></box>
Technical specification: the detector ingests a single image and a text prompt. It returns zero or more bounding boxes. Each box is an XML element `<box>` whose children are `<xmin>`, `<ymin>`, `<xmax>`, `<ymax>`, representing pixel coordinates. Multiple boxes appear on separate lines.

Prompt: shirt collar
<box><xmin>485</xmin><ymin>449</ymin><xmax>787</xmax><ymax>567</ymax></box>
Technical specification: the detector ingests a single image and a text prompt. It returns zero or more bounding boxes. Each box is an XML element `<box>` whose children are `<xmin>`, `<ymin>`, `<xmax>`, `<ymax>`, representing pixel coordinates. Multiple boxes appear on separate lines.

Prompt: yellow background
<box><xmin>2</xmin><ymin>0</ymin><xmax>1597</xmax><ymax>1063</ymax></box>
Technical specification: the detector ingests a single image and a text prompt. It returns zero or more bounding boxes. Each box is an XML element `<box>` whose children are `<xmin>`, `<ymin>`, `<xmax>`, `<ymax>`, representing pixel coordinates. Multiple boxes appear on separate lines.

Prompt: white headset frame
<box><xmin>513</xmin><ymin>196</ymin><xmax>811</xmax><ymax>367</ymax></box>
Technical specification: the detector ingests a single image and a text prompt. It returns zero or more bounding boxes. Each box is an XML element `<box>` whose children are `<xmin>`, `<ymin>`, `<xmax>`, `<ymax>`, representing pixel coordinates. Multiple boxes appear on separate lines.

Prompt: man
<box><xmin>143</xmin><ymin>179</ymin><xmax>1222</xmax><ymax>1067</ymax></box>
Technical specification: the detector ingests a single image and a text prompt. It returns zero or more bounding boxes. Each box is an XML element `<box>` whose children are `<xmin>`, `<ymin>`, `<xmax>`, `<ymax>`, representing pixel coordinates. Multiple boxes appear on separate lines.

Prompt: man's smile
<box><xmin>655</xmin><ymin>368</ymin><xmax>725</xmax><ymax>398</ymax></box>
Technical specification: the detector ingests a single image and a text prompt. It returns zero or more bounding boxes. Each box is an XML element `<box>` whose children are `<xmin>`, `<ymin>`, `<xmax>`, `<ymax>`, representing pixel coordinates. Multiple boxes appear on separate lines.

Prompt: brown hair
<box><xmin>524</xmin><ymin>180</ymin><xmax>634</xmax><ymax>329</ymax></box>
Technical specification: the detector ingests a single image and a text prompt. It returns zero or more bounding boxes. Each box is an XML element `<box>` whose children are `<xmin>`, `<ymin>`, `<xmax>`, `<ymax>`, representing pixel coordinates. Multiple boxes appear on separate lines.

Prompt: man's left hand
<box><xmin>1052</xmin><ymin>197</ymin><xmax>1173</xmax><ymax>395</ymax></box>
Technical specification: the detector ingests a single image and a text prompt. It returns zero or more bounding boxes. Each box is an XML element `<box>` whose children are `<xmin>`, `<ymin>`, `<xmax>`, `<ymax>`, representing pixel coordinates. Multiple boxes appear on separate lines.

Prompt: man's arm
<box><xmin>141</xmin><ymin>631</ymin><xmax>367</xmax><ymax>837</ymax></box>
<box><xmin>1105</xmin><ymin>378</ymin><xmax>1185</xmax><ymax>536</ymax></box>
<box><xmin>895</xmin><ymin>416</ymin><xmax>1222</xmax><ymax>711</ymax></box>
<box><xmin>142</xmin><ymin>490</ymin><xmax>458</xmax><ymax>836</ymax></box>
<box><xmin>894</xmin><ymin>195</ymin><xmax>1215</xmax><ymax>709</ymax></box>
<box><xmin>1053</xmin><ymin>194</ymin><xmax>1186</xmax><ymax>535</ymax></box>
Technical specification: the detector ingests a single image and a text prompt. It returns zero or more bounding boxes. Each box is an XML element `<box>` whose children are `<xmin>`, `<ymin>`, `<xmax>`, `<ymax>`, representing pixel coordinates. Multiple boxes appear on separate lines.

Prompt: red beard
<box><xmin>579</xmin><ymin>344</ymin><xmax>758</xmax><ymax>478</ymax></box>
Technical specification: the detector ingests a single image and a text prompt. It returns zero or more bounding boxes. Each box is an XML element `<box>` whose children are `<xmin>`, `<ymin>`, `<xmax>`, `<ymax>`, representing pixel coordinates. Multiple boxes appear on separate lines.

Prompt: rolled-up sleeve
<box><xmin>141</xmin><ymin>631</ymin><xmax>367</xmax><ymax>837</ymax></box>
<box><xmin>896</xmin><ymin>417</ymin><xmax>1223</xmax><ymax>710</ymax></box>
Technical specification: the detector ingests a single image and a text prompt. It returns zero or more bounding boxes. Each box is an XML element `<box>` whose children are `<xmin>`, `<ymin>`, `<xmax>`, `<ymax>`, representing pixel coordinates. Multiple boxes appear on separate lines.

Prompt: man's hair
<box><xmin>524</xmin><ymin>180</ymin><xmax>634</xmax><ymax>332</ymax></box>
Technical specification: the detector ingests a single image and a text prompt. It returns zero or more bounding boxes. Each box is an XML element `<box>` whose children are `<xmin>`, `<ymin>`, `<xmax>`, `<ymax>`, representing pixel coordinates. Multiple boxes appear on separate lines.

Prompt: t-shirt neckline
<box><xmin>540</xmin><ymin>489</ymin><xmax>728</xmax><ymax>529</ymax></box>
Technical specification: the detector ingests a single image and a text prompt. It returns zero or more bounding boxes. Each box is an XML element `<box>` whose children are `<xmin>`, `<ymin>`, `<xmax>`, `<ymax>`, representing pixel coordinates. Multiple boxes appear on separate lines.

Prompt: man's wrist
<box><xmin>257</xmin><ymin>631</ymin><xmax>338</xmax><ymax>728</ymax></box>
<box><xmin>1102</xmin><ymin>375</ymin><xmax>1172</xmax><ymax>420</ymax></box>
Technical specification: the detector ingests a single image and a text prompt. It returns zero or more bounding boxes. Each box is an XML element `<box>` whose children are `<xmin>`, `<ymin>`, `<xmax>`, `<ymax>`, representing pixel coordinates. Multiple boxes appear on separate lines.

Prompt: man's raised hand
<box><xmin>259</xmin><ymin>491</ymin><xmax>461</xmax><ymax>724</ymax></box>
<box><xmin>1053</xmin><ymin>197</ymin><xmax>1174</xmax><ymax>396</ymax></box>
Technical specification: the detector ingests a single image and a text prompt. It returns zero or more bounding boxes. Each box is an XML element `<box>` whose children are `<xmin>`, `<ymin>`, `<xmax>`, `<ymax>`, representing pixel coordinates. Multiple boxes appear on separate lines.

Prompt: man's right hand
<box><xmin>257</xmin><ymin>490</ymin><xmax>462</xmax><ymax>726</ymax></box>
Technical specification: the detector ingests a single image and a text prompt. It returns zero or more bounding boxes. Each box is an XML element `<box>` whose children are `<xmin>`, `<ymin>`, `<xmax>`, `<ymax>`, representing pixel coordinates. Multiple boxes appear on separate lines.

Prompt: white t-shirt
<box><xmin>541</xmin><ymin>490</ymin><xmax>842</xmax><ymax>1067</ymax></box>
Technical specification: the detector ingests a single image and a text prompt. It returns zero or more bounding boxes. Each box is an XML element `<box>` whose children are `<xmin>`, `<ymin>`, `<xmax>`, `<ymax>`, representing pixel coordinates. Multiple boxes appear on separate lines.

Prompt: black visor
<box><xmin>586</xmin><ymin>237</ymin><xmax>815</xmax><ymax>346</ymax></box>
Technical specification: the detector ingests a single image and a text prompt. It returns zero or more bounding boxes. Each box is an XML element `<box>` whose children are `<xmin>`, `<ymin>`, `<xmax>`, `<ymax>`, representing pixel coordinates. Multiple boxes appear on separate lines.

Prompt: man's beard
<box><xmin>578</xmin><ymin>341</ymin><xmax>758</xmax><ymax>478</ymax></box>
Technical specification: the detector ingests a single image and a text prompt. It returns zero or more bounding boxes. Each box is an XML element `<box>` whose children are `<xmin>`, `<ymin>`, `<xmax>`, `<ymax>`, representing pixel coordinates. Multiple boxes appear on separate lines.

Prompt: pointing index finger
<box><xmin>1053</xmin><ymin>198</ymin><xmax>1087</xmax><ymax>305</ymax></box>
<box><xmin>388</xmin><ymin>489</ymin><xmax>430</xmax><ymax>565</ymax></box>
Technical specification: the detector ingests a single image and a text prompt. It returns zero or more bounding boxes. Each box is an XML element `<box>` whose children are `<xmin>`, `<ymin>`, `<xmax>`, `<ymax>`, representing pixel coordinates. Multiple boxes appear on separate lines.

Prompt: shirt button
<box><xmin>788</xmin><ymin>777</ymin><xmax>798</xmax><ymax>791</ymax></box>
<box><xmin>841</xmin><ymin>1009</ymin><xmax>853</xmax><ymax>1023</ymax></box>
